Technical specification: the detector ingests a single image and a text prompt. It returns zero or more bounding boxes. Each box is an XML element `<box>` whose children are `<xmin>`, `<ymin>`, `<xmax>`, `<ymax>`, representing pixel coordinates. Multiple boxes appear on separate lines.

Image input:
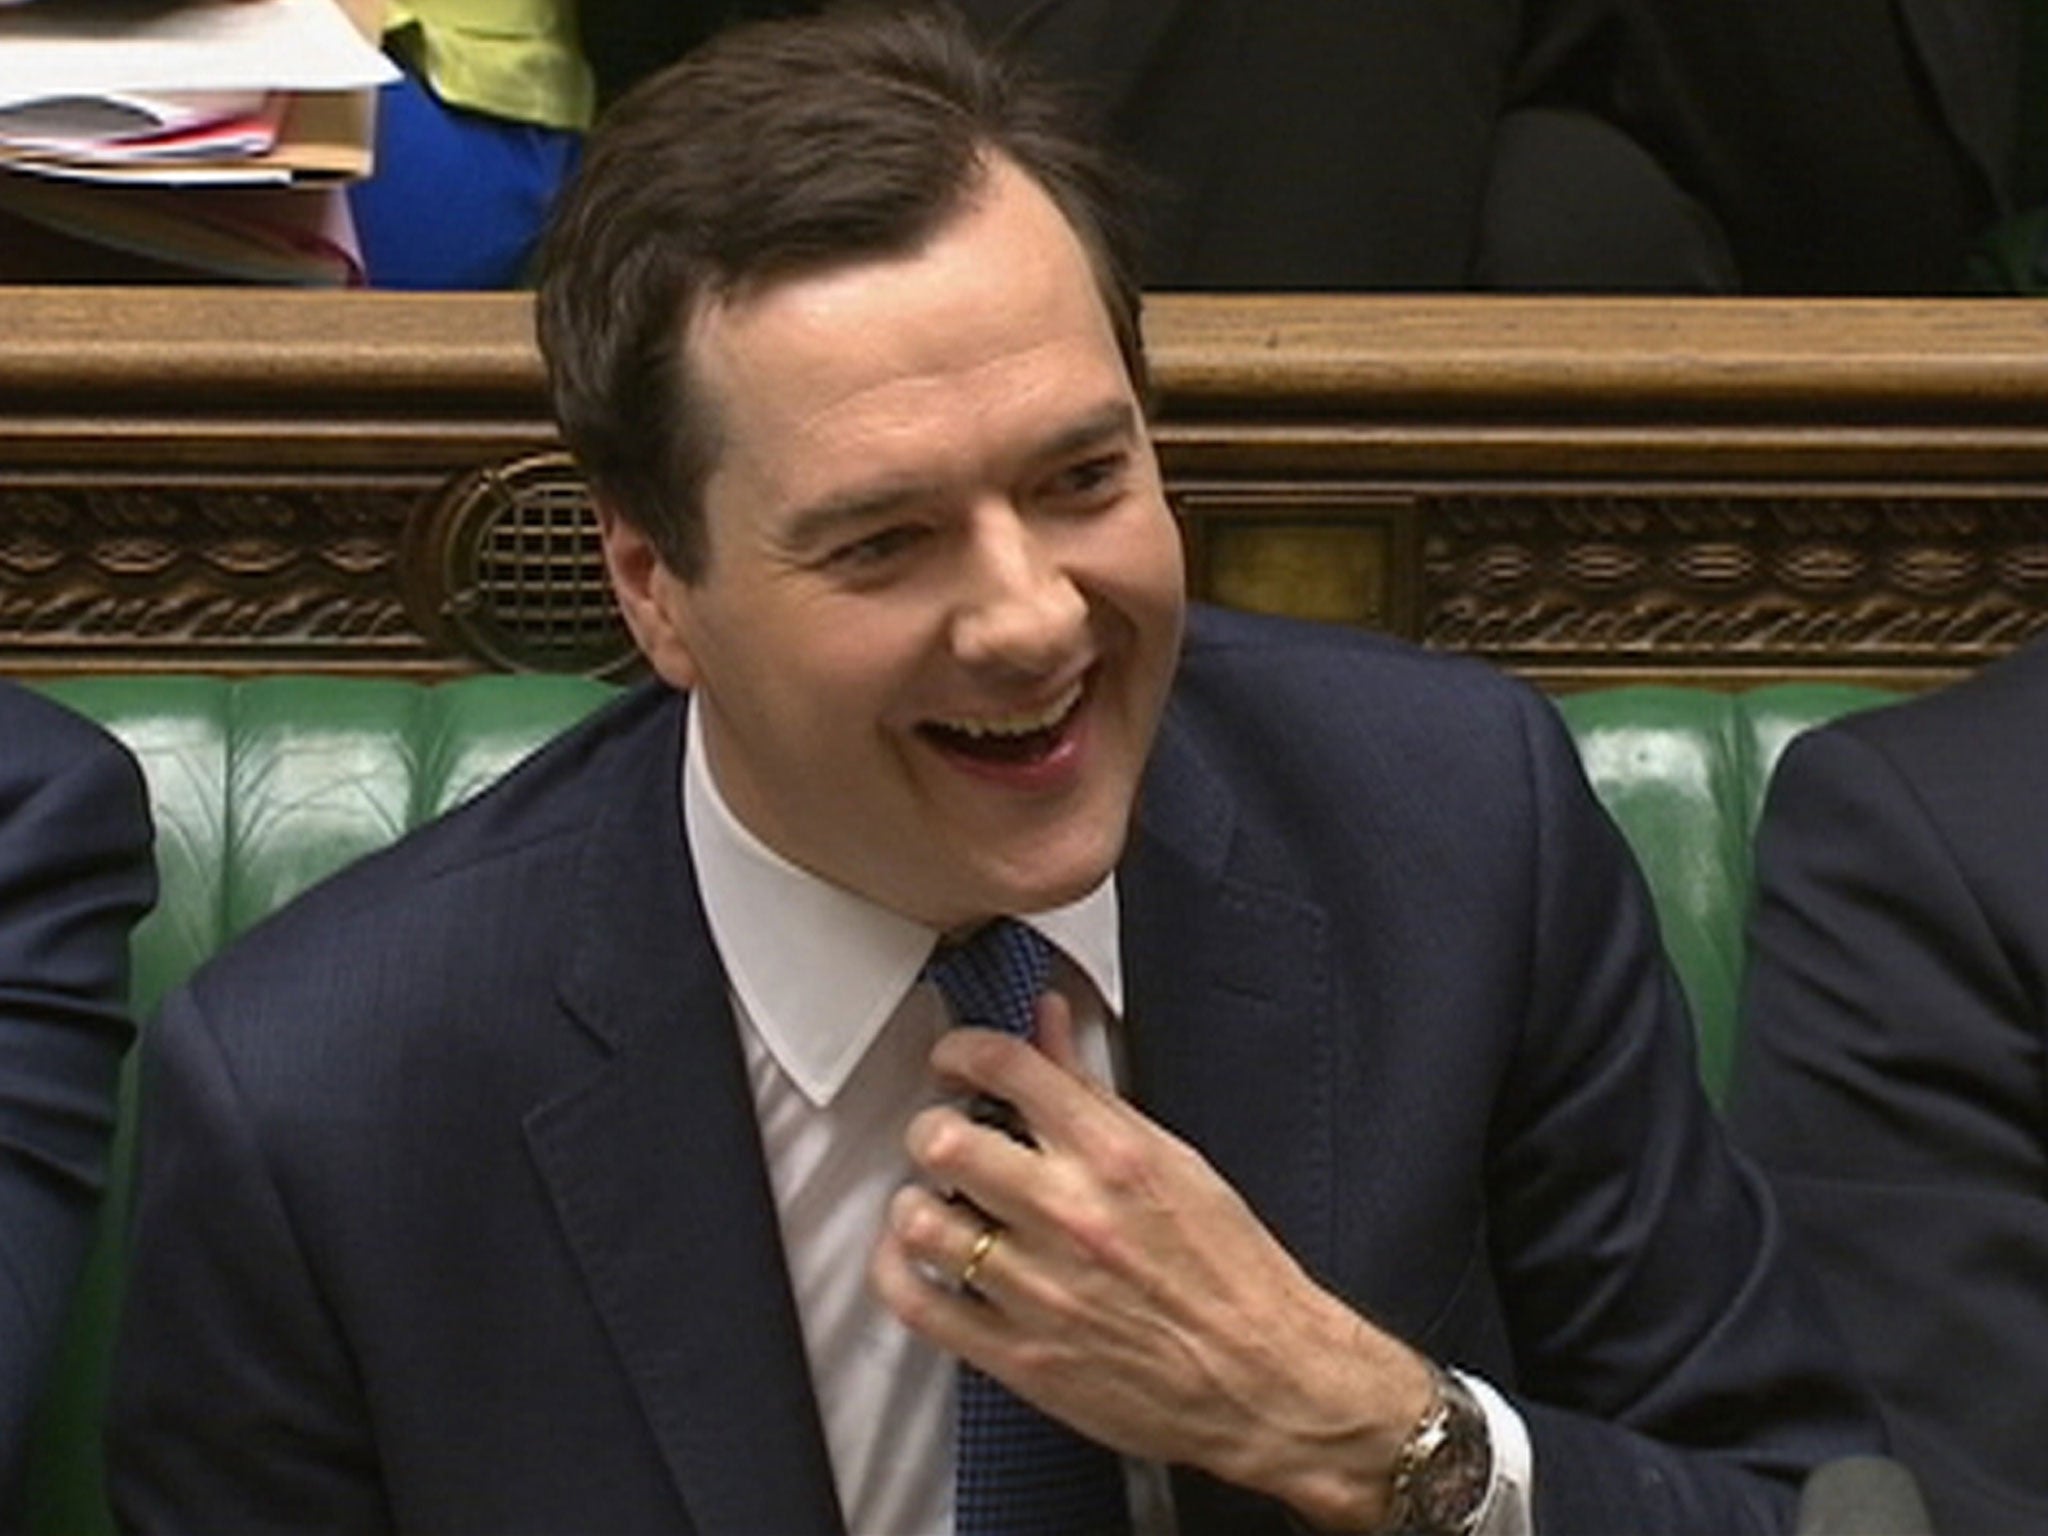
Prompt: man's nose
<box><xmin>949</xmin><ymin>505</ymin><xmax>1087</xmax><ymax>671</ymax></box>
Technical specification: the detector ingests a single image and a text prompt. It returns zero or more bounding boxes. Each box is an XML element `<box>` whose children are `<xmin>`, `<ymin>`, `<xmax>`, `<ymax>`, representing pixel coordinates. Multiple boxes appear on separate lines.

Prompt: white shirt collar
<box><xmin>681</xmin><ymin>696</ymin><xmax>1123</xmax><ymax>1107</ymax></box>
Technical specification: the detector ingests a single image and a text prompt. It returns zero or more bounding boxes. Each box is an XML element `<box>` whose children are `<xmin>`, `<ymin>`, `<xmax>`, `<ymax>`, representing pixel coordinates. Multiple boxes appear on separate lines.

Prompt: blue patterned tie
<box><xmin>925</xmin><ymin>920</ymin><xmax>1131</xmax><ymax>1536</ymax></box>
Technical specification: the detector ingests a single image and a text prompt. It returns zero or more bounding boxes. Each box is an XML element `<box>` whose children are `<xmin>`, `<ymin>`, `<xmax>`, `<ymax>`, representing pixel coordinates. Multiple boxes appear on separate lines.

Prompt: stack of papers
<box><xmin>0</xmin><ymin>0</ymin><xmax>397</xmax><ymax>283</ymax></box>
<box><xmin>0</xmin><ymin>0</ymin><xmax>395</xmax><ymax>184</ymax></box>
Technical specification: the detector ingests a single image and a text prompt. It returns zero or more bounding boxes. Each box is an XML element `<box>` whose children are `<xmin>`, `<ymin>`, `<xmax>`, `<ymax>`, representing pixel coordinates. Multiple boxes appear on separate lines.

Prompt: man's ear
<box><xmin>596</xmin><ymin>502</ymin><xmax>702</xmax><ymax>690</ymax></box>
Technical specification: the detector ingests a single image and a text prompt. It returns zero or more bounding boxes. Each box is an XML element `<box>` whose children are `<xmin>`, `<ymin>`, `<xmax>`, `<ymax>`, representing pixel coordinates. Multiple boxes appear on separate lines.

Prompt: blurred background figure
<box><xmin>2</xmin><ymin>0</ymin><xmax>2033</xmax><ymax>292</ymax></box>
<box><xmin>577</xmin><ymin>0</ymin><xmax>2024</xmax><ymax>296</ymax></box>
<box><xmin>943</xmin><ymin>0</ymin><xmax>2025</xmax><ymax>295</ymax></box>
<box><xmin>348</xmin><ymin>0</ymin><xmax>593</xmax><ymax>287</ymax></box>
<box><xmin>1605</xmin><ymin>0</ymin><xmax>2028</xmax><ymax>294</ymax></box>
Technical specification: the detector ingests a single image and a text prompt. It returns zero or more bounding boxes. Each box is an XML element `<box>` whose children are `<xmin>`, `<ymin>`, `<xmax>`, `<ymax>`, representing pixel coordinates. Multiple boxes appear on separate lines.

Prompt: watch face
<box><xmin>1403</xmin><ymin>1375</ymin><xmax>1492</xmax><ymax>1535</ymax></box>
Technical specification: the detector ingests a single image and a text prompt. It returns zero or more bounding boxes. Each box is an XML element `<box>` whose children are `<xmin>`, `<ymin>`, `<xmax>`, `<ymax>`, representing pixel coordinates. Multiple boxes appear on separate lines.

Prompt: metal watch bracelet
<box><xmin>1385</xmin><ymin>1364</ymin><xmax>1491</xmax><ymax>1536</ymax></box>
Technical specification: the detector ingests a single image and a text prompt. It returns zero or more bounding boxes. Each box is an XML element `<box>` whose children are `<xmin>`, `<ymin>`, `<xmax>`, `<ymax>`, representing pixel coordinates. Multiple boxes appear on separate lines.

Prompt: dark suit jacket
<box><xmin>955</xmin><ymin>0</ymin><xmax>1527</xmax><ymax>289</ymax></box>
<box><xmin>952</xmin><ymin>0</ymin><xmax>2016</xmax><ymax>295</ymax></box>
<box><xmin>0</xmin><ymin>684</ymin><xmax>154</xmax><ymax>1515</ymax></box>
<box><xmin>109</xmin><ymin>607</ymin><xmax>1878</xmax><ymax>1533</ymax></box>
<box><xmin>1731</xmin><ymin>636</ymin><xmax>2048</xmax><ymax>1533</ymax></box>
<box><xmin>1589</xmin><ymin>0</ymin><xmax>2022</xmax><ymax>293</ymax></box>
<box><xmin>576</xmin><ymin>0</ymin><xmax>2008</xmax><ymax>293</ymax></box>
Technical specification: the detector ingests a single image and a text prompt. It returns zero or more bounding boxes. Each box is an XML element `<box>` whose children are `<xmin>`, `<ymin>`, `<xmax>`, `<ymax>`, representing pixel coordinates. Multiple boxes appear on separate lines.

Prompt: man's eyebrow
<box><xmin>779</xmin><ymin>399</ymin><xmax>1143</xmax><ymax>553</ymax></box>
<box><xmin>1035</xmin><ymin>400</ymin><xmax>1141</xmax><ymax>466</ymax></box>
<box><xmin>780</xmin><ymin>480</ymin><xmax>934</xmax><ymax>555</ymax></box>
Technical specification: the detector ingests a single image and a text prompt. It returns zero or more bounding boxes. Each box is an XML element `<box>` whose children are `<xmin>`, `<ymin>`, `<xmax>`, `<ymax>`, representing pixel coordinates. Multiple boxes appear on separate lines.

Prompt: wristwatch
<box><xmin>1385</xmin><ymin>1364</ymin><xmax>1492</xmax><ymax>1535</ymax></box>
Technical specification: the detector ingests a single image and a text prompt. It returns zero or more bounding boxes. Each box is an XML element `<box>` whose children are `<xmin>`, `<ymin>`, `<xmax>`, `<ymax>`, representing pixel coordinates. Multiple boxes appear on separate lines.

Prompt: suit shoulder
<box><xmin>180</xmin><ymin>684</ymin><xmax>681</xmax><ymax>1010</ymax></box>
<box><xmin>1175</xmin><ymin>604</ymin><xmax>1546</xmax><ymax>736</ymax></box>
<box><xmin>1156</xmin><ymin>607</ymin><xmax>1574</xmax><ymax>861</ymax></box>
<box><xmin>1802</xmin><ymin>635</ymin><xmax>2048</xmax><ymax>809</ymax></box>
<box><xmin>0</xmin><ymin>682</ymin><xmax>144</xmax><ymax>790</ymax></box>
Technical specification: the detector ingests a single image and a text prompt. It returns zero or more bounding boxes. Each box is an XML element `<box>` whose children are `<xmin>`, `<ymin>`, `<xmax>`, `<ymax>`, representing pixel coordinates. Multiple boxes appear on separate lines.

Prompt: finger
<box><xmin>870</xmin><ymin>1216</ymin><xmax>1010</xmax><ymax>1361</ymax></box>
<box><xmin>930</xmin><ymin>1025</ymin><xmax>1117</xmax><ymax>1153</ymax></box>
<box><xmin>1032</xmin><ymin>989</ymin><xmax>1086</xmax><ymax>1075</ymax></box>
<box><xmin>903</xmin><ymin>1100</ymin><xmax>1047</xmax><ymax>1230</ymax></box>
<box><xmin>883</xmin><ymin>1183</ymin><xmax>1008</xmax><ymax>1295</ymax></box>
<box><xmin>930</xmin><ymin>1025</ymin><xmax>1091</xmax><ymax>1121</ymax></box>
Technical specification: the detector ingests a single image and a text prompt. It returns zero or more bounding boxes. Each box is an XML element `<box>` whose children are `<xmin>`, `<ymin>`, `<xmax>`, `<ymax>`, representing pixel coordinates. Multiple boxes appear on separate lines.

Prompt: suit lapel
<box><xmin>1120</xmin><ymin>709</ymin><xmax>1337</xmax><ymax>1286</ymax></box>
<box><xmin>1119</xmin><ymin>709</ymin><xmax>1340</xmax><ymax>1534</ymax></box>
<box><xmin>525</xmin><ymin>693</ymin><xmax>843</xmax><ymax>1535</ymax></box>
<box><xmin>515</xmin><ymin>685</ymin><xmax>1341</xmax><ymax>1532</ymax></box>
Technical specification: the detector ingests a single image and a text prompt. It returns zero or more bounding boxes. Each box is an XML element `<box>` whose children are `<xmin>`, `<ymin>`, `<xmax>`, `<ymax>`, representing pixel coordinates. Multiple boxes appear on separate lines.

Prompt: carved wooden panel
<box><xmin>6</xmin><ymin>288</ymin><xmax>2048</xmax><ymax>688</ymax></box>
<box><xmin>1420</xmin><ymin>488</ymin><xmax>2048</xmax><ymax>680</ymax></box>
<box><xmin>0</xmin><ymin>476</ymin><xmax>439</xmax><ymax>670</ymax></box>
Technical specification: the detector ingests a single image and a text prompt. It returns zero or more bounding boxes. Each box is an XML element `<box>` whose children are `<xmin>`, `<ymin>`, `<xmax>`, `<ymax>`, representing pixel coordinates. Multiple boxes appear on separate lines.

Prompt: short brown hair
<box><xmin>535</xmin><ymin>1</ymin><xmax>1147</xmax><ymax>581</ymax></box>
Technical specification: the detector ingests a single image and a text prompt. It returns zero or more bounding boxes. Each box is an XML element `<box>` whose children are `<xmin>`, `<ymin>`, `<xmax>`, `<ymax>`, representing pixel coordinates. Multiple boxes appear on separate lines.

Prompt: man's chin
<box><xmin>966</xmin><ymin>835</ymin><xmax>1127</xmax><ymax>918</ymax></box>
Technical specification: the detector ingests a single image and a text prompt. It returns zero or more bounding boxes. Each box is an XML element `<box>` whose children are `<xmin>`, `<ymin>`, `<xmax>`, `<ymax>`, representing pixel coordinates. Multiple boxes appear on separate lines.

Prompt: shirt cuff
<box><xmin>1456</xmin><ymin>1370</ymin><xmax>1535</xmax><ymax>1536</ymax></box>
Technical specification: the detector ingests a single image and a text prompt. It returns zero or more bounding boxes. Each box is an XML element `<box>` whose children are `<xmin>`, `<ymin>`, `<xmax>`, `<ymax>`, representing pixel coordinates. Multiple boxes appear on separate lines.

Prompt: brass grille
<box><xmin>403</xmin><ymin>452</ymin><xmax>639</xmax><ymax>675</ymax></box>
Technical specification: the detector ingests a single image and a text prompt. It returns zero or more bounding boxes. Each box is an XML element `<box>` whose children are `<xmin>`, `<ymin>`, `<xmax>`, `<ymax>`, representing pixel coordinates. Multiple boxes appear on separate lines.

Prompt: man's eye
<box><xmin>1044</xmin><ymin>454</ymin><xmax>1127</xmax><ymax>503</ymax></box>
<box><xmin>825</xmin><ymin>525</ymin><xmax>927</xmax><ymax>569</ymax></box>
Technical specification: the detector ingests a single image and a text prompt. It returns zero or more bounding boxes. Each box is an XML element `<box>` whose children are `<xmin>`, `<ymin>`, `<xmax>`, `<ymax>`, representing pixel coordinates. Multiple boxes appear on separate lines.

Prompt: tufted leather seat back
<box><xmin>22</xmin><ymin>675</ymin><xmax>612</xmax><ymax>1536</ymax></box>
<box><xmin>18</xmin><ymin>672</ymin><xmax>1897</xmax><ymax>1533</ymax></box>
<box><xmin>1557</xmin><ymin>683</ymin><xmax>1894</xmax><ymax>1101</ymax></box>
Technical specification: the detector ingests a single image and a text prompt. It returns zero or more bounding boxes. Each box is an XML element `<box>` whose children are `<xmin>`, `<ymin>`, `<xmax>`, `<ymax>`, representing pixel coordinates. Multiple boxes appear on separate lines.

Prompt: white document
<box><xmin>0</xmin><ymin>0</ymin><xmax>398</xmax><ymax>108</ymax></box>
<box><xmin>0</xmin><ymin>89</ymin><xmax>268</xmax><ymax>146</ymax></box>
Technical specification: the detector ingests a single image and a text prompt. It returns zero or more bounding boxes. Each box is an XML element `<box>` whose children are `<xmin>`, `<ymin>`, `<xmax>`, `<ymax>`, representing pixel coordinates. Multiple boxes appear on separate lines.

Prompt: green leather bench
<box><xmin>17</xmin><ymin>672</ymin><xmax>1899</xmax><ymax>1534</ymax></box>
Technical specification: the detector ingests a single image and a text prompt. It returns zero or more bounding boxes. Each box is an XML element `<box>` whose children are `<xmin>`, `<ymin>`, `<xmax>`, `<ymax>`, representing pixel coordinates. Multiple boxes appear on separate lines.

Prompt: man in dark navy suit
<box><xmin>111</xmin><ymin>8</ymin><xmax>1880</xmax><ymax>1532</ymax></box>
<box><xmin>951</xmin><ymin>0</ymin><xmax>2019</xmax><ymax>295</ymax></box>
<box><xmin>1733</xmin><ymin>635</ymin><xmax>2048</xmax><ymax>1532</ymax></box>
<box><xmin>0</xmin><ymin>683</ymin><xmax>154</xmax><ymax>1518</ymax></box>
<box><xmin>582</xmin><ymin>0</ymin><xmax>2017</xmax><ymax>295</ymax></box>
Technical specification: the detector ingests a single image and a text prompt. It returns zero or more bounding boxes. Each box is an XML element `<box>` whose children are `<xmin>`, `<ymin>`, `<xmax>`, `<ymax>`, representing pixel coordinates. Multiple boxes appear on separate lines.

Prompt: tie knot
<box><xmin>925</xmin><ymin>919</ymin><xmax>1051</xmax><ymax>1039</ymax></box>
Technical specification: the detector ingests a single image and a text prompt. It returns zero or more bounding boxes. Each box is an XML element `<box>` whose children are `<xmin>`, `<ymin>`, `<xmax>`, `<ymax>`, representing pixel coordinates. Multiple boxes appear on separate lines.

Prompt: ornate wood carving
<box><xmin>5</xmin><ymin>287</ymin><xmax>2048</xmax><ymax>687</ymax></box>
<box><xmin>1419</xmin><ymin>489</ymin><xmax>2048</xmax><ymax>675</ymax></box>
<box><xmin>0</xmin><ymin>478</ymin><xmax>436</xmax><ymax>669</ymax></box>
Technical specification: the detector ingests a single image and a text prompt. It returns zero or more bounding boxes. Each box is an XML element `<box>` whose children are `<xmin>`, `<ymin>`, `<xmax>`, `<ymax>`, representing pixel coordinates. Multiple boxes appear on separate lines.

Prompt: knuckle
<box><xmin>958</xmin><ymin>1029</ymin><xmax>1014</xmax><ymax>1079</ymax></box>
<box><xmin>1090</xmin><ymin>1129</ymin><xmax>1150</xmax><ymax>1192</ymax></box>
<box><xmin>1007</xmin><ymin>1335</ymin><xmax>1059</xmax><ymax>1380</ymax></box>
<box><xmin>907</xmin><ymin>1110</ymin><xmax>967</xmax><ymax>1170</ymax></box>
<box><xmin>1065</xmin><ymin>1200</ymin><xmax>1117</xmax><ymax>1253</ymax></box>
<box><xmin>897</xmin><ymin>1196</ymin><xmax>950</xmax><ymax>1250</ymax></box>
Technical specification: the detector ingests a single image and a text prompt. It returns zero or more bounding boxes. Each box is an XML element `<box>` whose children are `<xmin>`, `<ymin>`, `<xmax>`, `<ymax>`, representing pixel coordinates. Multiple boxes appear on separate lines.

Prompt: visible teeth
<box><xmin>934</xmin><ymin>680</ymin><xmax>1082</xmax><ymax>739</ymax></box>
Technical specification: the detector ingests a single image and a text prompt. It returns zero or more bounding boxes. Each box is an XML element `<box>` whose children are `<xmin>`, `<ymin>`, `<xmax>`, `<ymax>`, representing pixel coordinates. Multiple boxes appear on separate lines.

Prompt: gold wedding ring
<box><xmin>958</xmin><ymin>1223</ymin><xmax>1001</xmax><ymax>1293</ymax></box>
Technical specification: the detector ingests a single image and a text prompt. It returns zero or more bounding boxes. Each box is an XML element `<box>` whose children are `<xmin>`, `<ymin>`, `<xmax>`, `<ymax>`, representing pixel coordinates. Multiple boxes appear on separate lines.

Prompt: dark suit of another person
<box><xmin>110</xmin><ymin>608</ymin><xmax>1877</xmax><ymax>1532</ymax></box>
<box><xmin>580</xmin><ymin>0</ymin><xmax>1743</xmax><ymax>290</ymax></box>
<box><xmin>0</xmin><ymin>683</ymin><xmax>154</xmax><ymax>1514</ymax></box>
<box><xmin>952</xmin><ymin>0</ymin><xmax>1739</xmax><ymax>291</ymax></box>
<box><xmin>578</xmin><ymin>0</ymin><xmax>2012</xmax><ymax>294</ymax></box>
<box><xmin>1731</xmin><ymin>634</ymin><xmax>2048</xmax><ymax>1532</ymax></box>
<box><xmin>1606</xmin><ymin>0</ymin><xmax>2023</xmax><ymax>293</ymax></box>
<box><xmin>951</xmin><ymin>0</ymin><xmax>2017</xmax><ymax>295</ymax></box>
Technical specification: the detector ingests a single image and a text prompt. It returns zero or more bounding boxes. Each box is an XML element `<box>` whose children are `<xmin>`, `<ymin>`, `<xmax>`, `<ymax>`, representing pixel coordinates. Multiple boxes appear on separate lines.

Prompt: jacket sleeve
<box><xmin>109</xmin><ymin>983</ymin><xmax>393</xmax><ymax>1533</ymax></box>
<box><xmin>1488</xmin><ymin>690</ymin><xmax>1884</xmax><ymax>1532</ymax></box>
<box><xmin>0</xmin><ymin>690</ymin><xmax>155</xmax><ymax>1497</ymax></box>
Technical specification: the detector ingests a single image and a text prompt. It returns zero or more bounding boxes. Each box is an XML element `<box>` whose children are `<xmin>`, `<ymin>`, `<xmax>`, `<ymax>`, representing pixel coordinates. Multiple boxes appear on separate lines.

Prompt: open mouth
<box><xmin>918</xmin><ymin>676</ymin><xmax>1087</xmax><ymax>764</ymax></box>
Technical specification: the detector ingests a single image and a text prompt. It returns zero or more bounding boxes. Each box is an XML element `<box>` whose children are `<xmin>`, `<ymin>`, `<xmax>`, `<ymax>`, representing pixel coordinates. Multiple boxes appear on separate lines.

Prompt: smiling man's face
<box><xmin>603</xmin><ymin>154</ymin><xmax>1186</xmax><ymax>929</ymax></box>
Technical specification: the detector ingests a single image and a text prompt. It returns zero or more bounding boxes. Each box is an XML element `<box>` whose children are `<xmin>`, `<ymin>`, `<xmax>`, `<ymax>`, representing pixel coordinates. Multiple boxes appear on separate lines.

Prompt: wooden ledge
<box><xmin>6</xmin><ymin>287</ymin><xmax>2048</xmax><ymax>423</ymax></box>
<box><xmin>4</xmin><ymin>287</ymin><xmax>2045</xmax><ymax>683</ymax></box>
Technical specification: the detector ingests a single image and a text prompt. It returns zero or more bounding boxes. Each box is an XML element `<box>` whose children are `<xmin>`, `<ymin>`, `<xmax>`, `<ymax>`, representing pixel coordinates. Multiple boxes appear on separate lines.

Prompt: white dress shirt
<box><xmin>679</xmin><ymin>701</ymin><xmax>1533</xmax><ymax>1535</ymax></box>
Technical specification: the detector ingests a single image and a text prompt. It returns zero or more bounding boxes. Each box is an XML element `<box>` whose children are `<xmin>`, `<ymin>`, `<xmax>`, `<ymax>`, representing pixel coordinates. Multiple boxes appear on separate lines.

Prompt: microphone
<box><xmin>1795</xmin><ymin>1456</ymin><xmax>1934</xmax><ymax>1536</ymax></box>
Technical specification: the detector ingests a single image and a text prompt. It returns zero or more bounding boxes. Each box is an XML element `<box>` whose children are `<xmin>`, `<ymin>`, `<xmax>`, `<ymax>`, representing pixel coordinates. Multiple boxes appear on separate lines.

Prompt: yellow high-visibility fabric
<box><xmin>384</xmin><ymin>0</ymin><xmax>595</xmax><ymax>132</ymax></box>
